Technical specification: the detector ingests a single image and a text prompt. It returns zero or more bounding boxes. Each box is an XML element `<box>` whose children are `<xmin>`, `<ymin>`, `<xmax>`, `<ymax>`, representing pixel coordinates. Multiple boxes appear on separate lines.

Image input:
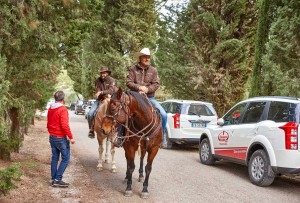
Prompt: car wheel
<box><xmin>199</xmin><ymin>138</ymin><xmax>215</xmax><ymax>165</ymax></box>
<box><xmin>248</xmin><ymin>149</ymin><xmax>275</xmax><ymax>186</ymax></box>
<box><xmin>162</xmin><ymin>131</ymin><xmax>173</xmax><ymax>149</ymax></box>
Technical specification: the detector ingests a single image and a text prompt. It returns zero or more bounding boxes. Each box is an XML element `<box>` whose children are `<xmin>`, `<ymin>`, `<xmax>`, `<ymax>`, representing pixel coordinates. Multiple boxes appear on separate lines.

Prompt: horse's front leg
<box><xmin>138</xmin><ymin>150</ymin><xmax>146</xmax><ymax>182</ymax></box>
<box><xmin>97</xmin><ymin>143</ymin><xmax>104</xmax><ymax>171</ymax></box>
<box><xmin>141</xmin><ymin>147</ymin><xmax>159</xmax><ymax>199</ymax></box>
<box><xmin>104</xmin><ymin>138</ymin><xmax>110</xmax><ymax>163</ymax></box>
<box><xmin>110</xmin><ymin>142</ymin><xmax>116</xmax><ymax>173</ymax></box>
<box><xmin>124</xmin><ymin>158</ymin><xmax>135</xmax><ymax>197</ymax></box>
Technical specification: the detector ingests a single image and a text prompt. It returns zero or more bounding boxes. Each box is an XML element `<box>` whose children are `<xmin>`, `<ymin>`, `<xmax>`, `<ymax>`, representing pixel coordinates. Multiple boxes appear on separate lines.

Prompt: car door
<box><xmin>231</xmin><ymin>101</ymin><xmax>267</xmax><ymax>160</ymax></box>
<box><xmin>212</xmin><ymin>102</ymin><xmax>248</xmax><ymax>159</ymax></box>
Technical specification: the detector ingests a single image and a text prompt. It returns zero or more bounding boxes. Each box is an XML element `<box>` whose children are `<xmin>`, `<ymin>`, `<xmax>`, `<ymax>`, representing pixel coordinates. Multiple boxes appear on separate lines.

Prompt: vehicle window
<box><xmin>169</xmin><ymin>102</ymin><xmax>182</xmax><ymax>114</ymax></box>
<box><xmin>224</xmin><ymin>103</ymin><xmax>247</xmax><ymax>125</ymax></box>
<box><xmin>187</xmin><ymin>104</ymin><xmax>215</xmax><ymax>116</ymax></box>
<box><xmin>241</xmin><ymin>102</ymin><xmax>266</xmax><ymax>124</ymax></box>
<box><xmin>267</xmin><ymin>102</ymin><xmax>297</xmax><ymax>122</ymax></box>
<box><xmin>161</xmin><ymin>102</ymin><xmax>170</xmax><ymax>113</ymax></box>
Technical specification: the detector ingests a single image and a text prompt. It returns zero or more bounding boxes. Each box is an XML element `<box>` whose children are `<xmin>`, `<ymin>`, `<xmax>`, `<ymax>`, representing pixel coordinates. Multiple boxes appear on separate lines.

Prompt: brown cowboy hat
<box><xmin>98</xmin><ymin>66</ymin><xmax>111</xmax><ymax>74</ymax></box>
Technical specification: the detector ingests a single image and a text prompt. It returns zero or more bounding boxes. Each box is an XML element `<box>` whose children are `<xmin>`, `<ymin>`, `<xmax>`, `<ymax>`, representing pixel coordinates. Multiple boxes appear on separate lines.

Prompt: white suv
<box><xmin>161</xmin><ymin>99</ymin><xmax>217</xmax><ymax>148</ymax></box>
<box><xmin>199</xmin><ymin>96</ymin><xmax>300</xmax><ymax>186</ymax></box>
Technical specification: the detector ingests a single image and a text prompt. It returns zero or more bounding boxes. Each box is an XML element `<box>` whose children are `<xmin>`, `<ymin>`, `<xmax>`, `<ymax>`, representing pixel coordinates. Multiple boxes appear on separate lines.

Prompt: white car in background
<box><xmin>161</xmin><ymin>99</ymin><xmax>218</xmax><ymax>148</ymax></box>
<box><xmin>46</xmin><ymin>99</ymin><xmax>55</xmax><ymax>109</ymax></box>
<box><xmin>199</xmin><ymin>96</ymin><xmax>300</xmax><ymax>186</ymax></box>
<box><xmin>84</xmin><ymin>99</ymin><xmax>97</xmax><ymax>119</ymax></box>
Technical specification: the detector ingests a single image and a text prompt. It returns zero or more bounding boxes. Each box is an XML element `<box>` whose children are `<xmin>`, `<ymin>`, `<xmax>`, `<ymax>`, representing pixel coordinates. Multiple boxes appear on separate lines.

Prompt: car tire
<box><xmin>162</xmin><ymin>131</ymin><xmax>173</xmax><ymax>149</ymax></box>
<box><xmin>199</xmin><ymin>138</ymin><xmax>215</xmax><ymax>165</ymax></box>
<box><xmin>248</xmin><ymin>149</ymin><xmax>275</xmax><ymax>186</ymax></box>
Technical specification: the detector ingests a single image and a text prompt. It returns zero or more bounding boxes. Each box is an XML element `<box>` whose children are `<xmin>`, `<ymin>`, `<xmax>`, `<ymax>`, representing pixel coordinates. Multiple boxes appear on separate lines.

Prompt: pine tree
<box><xmin>0</xmin><ymin>1</ymin><xmax>85</xmax><ymax>160</ymax></box>
<box><xmin>249</xmin><ymin>0</ymin><xmax>275</xmax><ymax>97</ymax></box>
<box><xmin>157</xmin><ymin>0</ymin><xmax>259</xmax><ymax>115</ymax></box>
<box><xmin>262</xmin><ymin>0</ymin><xmax>300</xmax><ymax>96</ymax></box>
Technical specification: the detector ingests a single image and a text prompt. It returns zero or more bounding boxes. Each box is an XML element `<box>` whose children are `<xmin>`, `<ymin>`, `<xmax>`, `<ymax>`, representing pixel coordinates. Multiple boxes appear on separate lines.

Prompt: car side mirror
<box><xmin>217</xmin><ymin>118</ymin><xmax>224</xmax><ymax>126</ymax></box>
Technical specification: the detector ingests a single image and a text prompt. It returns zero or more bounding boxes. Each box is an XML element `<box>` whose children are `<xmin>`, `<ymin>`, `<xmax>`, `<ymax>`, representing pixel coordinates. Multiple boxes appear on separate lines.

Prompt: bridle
<box><xmin>105</xmin><ymin>91</ymin><xmax>161</xmax><ymax>145</ymax></box>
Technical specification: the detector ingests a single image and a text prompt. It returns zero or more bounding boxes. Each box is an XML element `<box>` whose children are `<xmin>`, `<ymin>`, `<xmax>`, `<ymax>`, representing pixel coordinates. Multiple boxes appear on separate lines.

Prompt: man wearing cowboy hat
<box><xmin>87</xmin><ymin>66</ymin><xmax>116</xmax><ymax>138</ymax></box>
<box><xmin>126</xmin><ymin>47</ymin><xmax>167</xmax><ymax>134</ymax></box>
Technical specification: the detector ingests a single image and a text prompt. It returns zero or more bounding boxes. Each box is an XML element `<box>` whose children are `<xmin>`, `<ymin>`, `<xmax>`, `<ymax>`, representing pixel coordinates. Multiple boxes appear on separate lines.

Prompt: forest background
<box><xmin>0</xmin><ymin>0</ymin><xmax>299</xmax><ymax>191</ymax></box>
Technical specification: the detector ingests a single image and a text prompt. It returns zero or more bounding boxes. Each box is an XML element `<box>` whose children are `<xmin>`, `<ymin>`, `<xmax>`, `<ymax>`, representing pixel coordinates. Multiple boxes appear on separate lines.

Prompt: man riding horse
<box><xmin>87</xmin><ymin>66</ymin><xmax>116</xmax><ymax>139</ymax></box>
<box><xmin>126</xmin><ymin>48</ymin><xmax>167</xmax><ymax>134</ymax></box>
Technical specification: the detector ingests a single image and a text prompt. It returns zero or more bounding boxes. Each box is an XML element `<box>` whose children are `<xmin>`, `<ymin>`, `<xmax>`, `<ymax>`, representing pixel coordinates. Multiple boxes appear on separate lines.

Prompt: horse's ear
<box><xmin>116</xmin><ymin>87</ymin><xmax>122</xmax><ymax>100</ymax></box>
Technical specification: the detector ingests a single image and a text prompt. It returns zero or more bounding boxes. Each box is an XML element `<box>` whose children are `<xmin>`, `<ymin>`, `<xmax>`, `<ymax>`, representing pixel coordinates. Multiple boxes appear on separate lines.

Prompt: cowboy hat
<box><xmin>98</xmin><ymin>66</ymin><xmax>111</xmax><ymax>74</ymax></box>
<box><xmin>135</xmin><ymin>48</ymin><xmax>151</xmax><ymax>60</ymax></box>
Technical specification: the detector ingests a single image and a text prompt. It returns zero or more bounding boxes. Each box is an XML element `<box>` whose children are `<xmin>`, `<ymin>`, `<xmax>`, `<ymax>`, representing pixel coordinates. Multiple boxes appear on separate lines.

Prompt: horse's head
<box><xmin>101</xmin><ymin>87</ymin><xmax>130</xmax><ymax>135</ymax></box>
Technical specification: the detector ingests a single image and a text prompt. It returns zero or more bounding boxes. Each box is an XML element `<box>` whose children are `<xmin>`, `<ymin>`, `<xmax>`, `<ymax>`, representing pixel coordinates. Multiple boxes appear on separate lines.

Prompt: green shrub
<box><xmin>0</xmin><ymin>163</ymin><xmax>22</xmax><ymax>196</ymax></box>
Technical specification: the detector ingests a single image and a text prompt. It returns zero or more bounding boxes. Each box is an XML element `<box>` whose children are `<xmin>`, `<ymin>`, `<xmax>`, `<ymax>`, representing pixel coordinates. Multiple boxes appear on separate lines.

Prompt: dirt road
<box><xmin>70</xmin><ymin>111</ymin><xmax>300</xmax><ymax>203</ymax></box>
<box><xmin>1</xmin><ymin>110</ymin><xmax>300</xmax><ymax>203</ymax></box>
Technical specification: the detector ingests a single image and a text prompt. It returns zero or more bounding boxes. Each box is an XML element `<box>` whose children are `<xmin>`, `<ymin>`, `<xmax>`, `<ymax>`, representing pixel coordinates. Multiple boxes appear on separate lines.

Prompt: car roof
<box><xmin>162</xmin><ymin>99</ymin><xmax>213</xmax><ymax>105</ymax></box>
<box><xmin>240</xmin><ymin>96</ymin><xmax>300</xmax><ymax>103</ymax></box>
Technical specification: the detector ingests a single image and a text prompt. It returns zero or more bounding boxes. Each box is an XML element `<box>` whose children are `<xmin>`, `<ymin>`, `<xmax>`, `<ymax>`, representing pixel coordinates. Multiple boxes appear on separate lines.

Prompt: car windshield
<box><xmin>187</xmin><ymin>104</ymin><xmax>215</xmax><ymax>116</ymax></box>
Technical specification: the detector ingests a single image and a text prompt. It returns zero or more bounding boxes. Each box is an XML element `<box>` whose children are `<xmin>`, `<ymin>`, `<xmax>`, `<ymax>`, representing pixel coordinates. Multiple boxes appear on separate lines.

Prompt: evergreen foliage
<box><xmin>157</xmin><ymin>0</ymin><xmax>258</xmax><ymax>114</ymax></box>
<box><xmin>0</xmin><ymin>163</ymin><xmax>22</xmax><ymax>196</ymax></box>
<box><xmin>0</xmin><ymin>1</ymin><xmax>81</xmax><ymax>160</ymax></box>
<box><xmin>249</xmin><ymin>0</ymin><xmax>275</xmax><ymax>97</ymax></box>
<box><xmin>79</xmin><ymin>0</ymin><xmax>158</xmax><ymax>99</ymax></box>
<box><xmin>262</xmin><ymin>0</ymin><xmax>300</xmax><ymax>96</ymax></box>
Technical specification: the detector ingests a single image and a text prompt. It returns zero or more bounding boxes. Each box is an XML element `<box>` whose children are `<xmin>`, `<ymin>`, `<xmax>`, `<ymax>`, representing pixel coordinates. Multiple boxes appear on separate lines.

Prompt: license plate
<box><xmin>191</xmin><ymin>123</ymin><xmax>205</xmax><ymax>128</ymax></box>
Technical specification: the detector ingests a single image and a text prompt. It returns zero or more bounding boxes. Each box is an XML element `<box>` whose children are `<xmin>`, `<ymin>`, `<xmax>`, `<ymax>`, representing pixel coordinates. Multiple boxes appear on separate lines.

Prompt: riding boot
<box><xmin>88</xmin><ymin>130</ymin><xmax>95</xmax><ymax>139</ymax></box>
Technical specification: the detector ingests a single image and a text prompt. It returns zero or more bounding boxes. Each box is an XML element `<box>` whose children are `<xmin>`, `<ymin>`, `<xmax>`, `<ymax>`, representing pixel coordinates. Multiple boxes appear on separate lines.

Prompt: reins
<box><xmin>105</xmin><ymin>91</ymin><xmax>161</xmax><ymax>151</ymax></box>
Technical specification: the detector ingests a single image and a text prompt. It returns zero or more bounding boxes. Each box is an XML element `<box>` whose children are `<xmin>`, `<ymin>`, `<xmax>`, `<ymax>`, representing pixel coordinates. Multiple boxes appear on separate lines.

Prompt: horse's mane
<box><xmin>125</xmin><ymin>91</ymin><xmax>152</xmax><ymax>115</ymax></box>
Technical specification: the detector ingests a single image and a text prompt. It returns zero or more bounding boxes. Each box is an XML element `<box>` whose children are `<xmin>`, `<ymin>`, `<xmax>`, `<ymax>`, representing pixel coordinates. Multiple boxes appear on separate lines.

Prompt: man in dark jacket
<box><xmin>47</xmin><ymin>91</ymin><xmax>75</xmax><ymax>187</ymax></box>
<box><xmin>126</xmin><ymin>48</ymin><xmax>167</xmax><ymax>134</ymax></box>
<box><xmin>87</xmin><ymin>66</ymin><xmax>115</xmax><ymax>138</ymax></box>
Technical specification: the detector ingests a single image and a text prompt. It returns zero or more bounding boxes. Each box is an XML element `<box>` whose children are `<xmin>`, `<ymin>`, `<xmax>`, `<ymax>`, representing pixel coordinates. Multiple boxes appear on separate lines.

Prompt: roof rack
<box><xmin>250</xmin><ymin>96</ymin><xmax>299</xmax><ymax>101</ymax></box>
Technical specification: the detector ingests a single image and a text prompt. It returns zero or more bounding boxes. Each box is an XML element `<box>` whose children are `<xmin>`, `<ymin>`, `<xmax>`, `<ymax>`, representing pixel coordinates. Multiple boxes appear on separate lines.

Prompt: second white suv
<box><xmin>199</xmin><ymin>96</ymin><xmax>300</xmax><ymax>186</ymax></box>
<box><xmin>161</xmin><ymin>99</ymin><xmax>217</xmax><ymax>148</ymax></box>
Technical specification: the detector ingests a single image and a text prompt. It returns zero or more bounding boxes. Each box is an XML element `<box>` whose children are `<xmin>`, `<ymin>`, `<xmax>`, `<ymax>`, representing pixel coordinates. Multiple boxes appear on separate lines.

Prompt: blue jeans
<box><xmin>87</xmin><ymin>100</ymin><xmax>99</xmax><ymax>120</ymax></box>
<box><xmin>87</xmin><ymin>100</ymin><xmax>99</xmax><ymax>130</ymax></box>
<box><xmin>49</xmin><ymin>136</ymin><xmax>70</xmax><ymax>181</ymax></box>
<box><xmin>149</xmin><ymin>97</ymin><xmax>167</xmax><ymax>134</ymax></box>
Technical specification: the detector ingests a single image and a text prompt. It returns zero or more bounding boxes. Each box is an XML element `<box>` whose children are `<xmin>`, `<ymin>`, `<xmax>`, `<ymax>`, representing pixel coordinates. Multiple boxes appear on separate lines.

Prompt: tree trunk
<box><xmin>0</xmin><ymin>148</ymin><xmax>11</xmax><ymax>161</ymax></box>
<box><xmin>8</xmin><ymin>107</ymin><xmax>21</xmax><ymax>153</ymax></box>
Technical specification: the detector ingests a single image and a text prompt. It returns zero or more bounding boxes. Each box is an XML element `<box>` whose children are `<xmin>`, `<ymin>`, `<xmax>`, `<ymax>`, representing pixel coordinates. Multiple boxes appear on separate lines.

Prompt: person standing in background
<box><xmin>47</xmin><ymin>90</ymin><xmax>75</xmax><ymax>188</ymax></box>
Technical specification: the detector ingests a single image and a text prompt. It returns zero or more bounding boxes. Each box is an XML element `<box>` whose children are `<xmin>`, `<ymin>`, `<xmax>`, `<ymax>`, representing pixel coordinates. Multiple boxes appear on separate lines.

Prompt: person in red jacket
<box><xmin>47</xmin><ymin>90</ymin><xmax>75</xmax><ymax>188</ymax></box>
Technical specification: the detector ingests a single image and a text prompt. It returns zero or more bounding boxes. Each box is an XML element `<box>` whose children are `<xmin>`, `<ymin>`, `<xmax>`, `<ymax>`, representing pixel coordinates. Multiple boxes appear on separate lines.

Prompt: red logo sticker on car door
<box><xmin>218</xmin><ymin>131</ymin><xmax>230</xmax><ymax>142</ymax></box>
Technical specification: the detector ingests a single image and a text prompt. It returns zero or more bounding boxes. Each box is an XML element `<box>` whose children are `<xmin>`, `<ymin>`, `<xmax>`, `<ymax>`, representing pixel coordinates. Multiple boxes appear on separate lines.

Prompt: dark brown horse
<box><xmin>101</xmin><ymin>88</ymin><xmax>162</xmax><ymax>199</ymax></box>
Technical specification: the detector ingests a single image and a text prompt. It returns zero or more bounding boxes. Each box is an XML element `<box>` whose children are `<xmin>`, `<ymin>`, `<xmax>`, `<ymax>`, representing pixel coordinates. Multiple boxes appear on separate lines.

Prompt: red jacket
<box><xmin>47</xmin><ymin>103</ymin><xmax>73</xmax><ymax>140</ymax></box>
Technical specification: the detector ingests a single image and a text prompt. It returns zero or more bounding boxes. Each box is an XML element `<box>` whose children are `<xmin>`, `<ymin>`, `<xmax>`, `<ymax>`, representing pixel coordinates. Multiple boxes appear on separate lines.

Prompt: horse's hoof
<box><xmin>97</xmin><ymin>167</ymin><xmax>103</xmax><ymax>171</ymax></box>
<box><xmin>111</xmin><ymin>169</ymin><xmax>116</xmax><ymax>173</ymax></box>
<box><xmin>124</xmin><ymin>190</ymin><xmax>133</xmax><ymax>197</ymax></box>
<box><xmin>138</xmin><ymin>177</ymin><xmax>144</xmax><ymax>182</ymax></box>
<box><xmin>123</xmin><ymin>178</ymin><xmax>128</xmax><ymax>184</ymax></box>
<box><xmin>140</xmin><ymin>192</ymin><xmax>149</xmax><ymax>199</ymax></box>
<box><xmin>105</xmin><ymin>159</ymin><xmax>110</xmax><ymax>163</ymax></box>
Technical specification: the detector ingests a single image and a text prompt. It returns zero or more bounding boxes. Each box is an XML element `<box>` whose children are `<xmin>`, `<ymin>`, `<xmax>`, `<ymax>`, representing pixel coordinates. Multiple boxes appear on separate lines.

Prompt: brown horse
<box><xmin>101</xmin><ymin>88</ymin><xmax>162</xmax><ymax>199</ymax></box>
<box><xmin>94</xmin><ymin>97</ymin><xmax>117</xmax><ymax>173</ymax></box>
